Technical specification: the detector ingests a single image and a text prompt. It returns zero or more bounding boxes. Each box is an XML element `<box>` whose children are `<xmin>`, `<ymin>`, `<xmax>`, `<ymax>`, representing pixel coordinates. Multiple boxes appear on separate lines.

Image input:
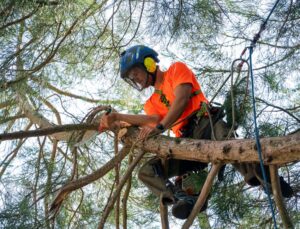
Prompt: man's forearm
<box><xmin>160</xmin><ymin>97</ymin><xmax>189</xmax><ymax>128</ymax></box>
<box><xmin>115</xmin><ymin>113</ymin><xmax>160</xmax><ymax>127</ymax></box>
<box><xmin>159</xmin><ymin>83</ymin><xmax>192</xmax><ymax>129</ymax></box>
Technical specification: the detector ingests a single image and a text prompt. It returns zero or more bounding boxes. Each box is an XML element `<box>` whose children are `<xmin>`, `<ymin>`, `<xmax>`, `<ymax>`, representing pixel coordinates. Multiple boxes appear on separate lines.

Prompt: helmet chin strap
<box><xmin>142</xmin><ymin>67</ymin><xmax>157</xmax><ymax>90</ymax></box>
<box><xmin>138</xmin><ymin>66</ymin><xmax>157</xmax><ymax>90</ymax></box>
<box><xmin>150</xmin><ymin>67</ymin><xmax>157</xmax><ymax>86</ymax></box>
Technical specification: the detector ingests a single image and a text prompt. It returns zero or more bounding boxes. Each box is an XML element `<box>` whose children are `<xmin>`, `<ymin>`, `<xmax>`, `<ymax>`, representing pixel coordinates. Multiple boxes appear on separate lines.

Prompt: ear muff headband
<box><xmin>144</xmin><ymin>57</ymin><xmax>156</xmax><ymax>73</ymax></box>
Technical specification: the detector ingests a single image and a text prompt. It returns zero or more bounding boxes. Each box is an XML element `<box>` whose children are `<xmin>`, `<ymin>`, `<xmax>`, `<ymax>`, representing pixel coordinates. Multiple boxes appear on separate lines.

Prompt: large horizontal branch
<box><xmin>122</xmin><ymin>127</ymin><xmax>300</xmax><ymax>165</ymax></box>
<box><xmin>2</xmin><ymin>124</ymin><xmax>300</xmax><ymax>165</ymax></box>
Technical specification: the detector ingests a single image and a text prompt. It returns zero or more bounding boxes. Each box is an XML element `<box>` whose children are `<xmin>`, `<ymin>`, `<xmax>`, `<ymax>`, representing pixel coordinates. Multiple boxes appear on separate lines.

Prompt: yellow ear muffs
<box><xmin>144</xmin><ymin>57</ymin><xmax>156</xmax><ymax>73</ymax></box>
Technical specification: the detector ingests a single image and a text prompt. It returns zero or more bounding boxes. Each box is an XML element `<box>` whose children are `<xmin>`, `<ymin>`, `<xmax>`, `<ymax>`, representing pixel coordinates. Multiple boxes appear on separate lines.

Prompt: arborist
<box><xmin>99</xmin><ymin>45</ymin><xmax>229</xmax><ymax>219</ymax></box>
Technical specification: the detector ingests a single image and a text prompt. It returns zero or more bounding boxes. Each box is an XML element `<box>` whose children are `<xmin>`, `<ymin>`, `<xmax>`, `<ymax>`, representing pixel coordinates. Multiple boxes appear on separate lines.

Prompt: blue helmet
<box><xmin>120</xmin><ymin>45</ymin><xmax>160</xmax><ymax>80</ymax></box>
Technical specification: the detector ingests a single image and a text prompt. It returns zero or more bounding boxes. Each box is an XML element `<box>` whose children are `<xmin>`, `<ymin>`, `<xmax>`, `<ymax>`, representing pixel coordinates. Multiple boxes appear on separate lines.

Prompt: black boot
<box><xmin>171</xmin><ymin>190</ymin><xmax>207</xmax><ymax>219</ymax></box>
<box><xmin>279</xmin><ymin>176</ymin><xmax>293</xmax><ymax>198</ymax></box>
<box><xmin>254</xmin><ymin>166</ymin><xmax>293</xmax><ymax>198</ymax></box>
<box><xmin>261</xmin><ymin>176</ymin><xmax>293</xmax><ymax>198</ymax></box>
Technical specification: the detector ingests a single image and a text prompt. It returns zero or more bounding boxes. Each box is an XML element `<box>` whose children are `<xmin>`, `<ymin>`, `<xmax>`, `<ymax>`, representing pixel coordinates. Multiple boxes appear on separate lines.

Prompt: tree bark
<box><xmin>122</xmin><ymin>127</ymin><xmax>300</xmax><ymax>165</ymax></box>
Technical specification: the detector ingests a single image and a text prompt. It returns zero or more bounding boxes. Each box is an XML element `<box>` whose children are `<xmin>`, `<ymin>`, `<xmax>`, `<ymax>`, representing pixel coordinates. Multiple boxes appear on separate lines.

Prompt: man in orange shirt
<box><xmin>100</xmin><ymin>45</ymin><xmax>229</xmax><ymax>219</ymax></box>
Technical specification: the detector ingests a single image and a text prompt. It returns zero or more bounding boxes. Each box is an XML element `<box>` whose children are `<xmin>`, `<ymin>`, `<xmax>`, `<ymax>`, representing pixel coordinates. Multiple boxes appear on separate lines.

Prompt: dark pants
<box><xmin>138</xmin><ymin>108</ymin><xmax>230</xmax><ymax>198</ymax></box>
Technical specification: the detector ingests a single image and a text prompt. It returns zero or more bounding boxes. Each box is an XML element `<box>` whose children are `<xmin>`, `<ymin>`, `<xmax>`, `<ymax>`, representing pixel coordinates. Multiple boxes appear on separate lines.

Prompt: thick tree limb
<box><xmin>2</xmin><ymin>125</ymin><xmax>300</xmax><ymax>165</ymax></box>
<box><xmin>159</xmin><ymin>194</ymin><xmax>169</xmax><ymax>229</ymax></box>
<box><xmin>269</xmin><ymin>165</ymin><xmax>294</xmax><ymax>229</ymax></box>
<box><xmin>122</xmin><ymin>127</ymin><xmax>300</xmax><ymax>165</ymax></box>
<box><xmin>2</xmin><ymin>126</ymin><xmax>300</xmax><ymax>165</ymax></box>
<box><xmin>182</xmin><ymin>163</ymin><xmax>222</xmax><ymax>229</ymax></box>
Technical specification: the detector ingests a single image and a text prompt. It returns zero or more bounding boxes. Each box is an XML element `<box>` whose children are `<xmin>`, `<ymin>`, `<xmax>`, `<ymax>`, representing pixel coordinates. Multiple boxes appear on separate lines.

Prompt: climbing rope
<box><xmin>248</xmin><ymin>47</ymin><xmax>278</xmax><ymax>228</ymax></box>
<box><xmin>205</xmin><ymin>0</ymin><xmax>282</xmax><ymax>227</ymax></box>
<box><xmin>243</xmin><ymin>0</ymin><xmax>282</xmax><ymax>228</ymax></box>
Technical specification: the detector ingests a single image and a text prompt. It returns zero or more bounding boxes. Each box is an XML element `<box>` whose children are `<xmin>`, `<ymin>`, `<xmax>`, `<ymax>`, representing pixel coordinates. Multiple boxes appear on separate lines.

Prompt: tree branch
<box><xmin>0</xmin><ymin>123</ymin><xmax>98</xmax><ymax>141</ymax></box>
<box><xmin>256</xmin><ymin>97</ymin><xmax>300</xmax><ymax>123</ymax></box>
<box><xmin>0</xmin><ymin>9</ymin><xmax>38</xmax><ymax>31</ymax></box>
<box><xmin>2</xmin><ymin>125</ymin><xmax>300</xmax><ymax>165</ymax></box>
<box><xmin>122</xmin><ymin>127</ymin><xmax>300</xmax><ymax>165</ymax></box>
<box><xmin>159</xmin><ymin>194</ymin><xmax>169</xmax><ymax>229</ymax></box>
<box><xmin>98</xmin><ymin>149</ymin><xmax>146</xmax><ymax>229</ymax></box>
<box><xmin>269</xmin><ymin>165</ymin><xmax>294</xmax><ymax>229</ymax></box>
<box><xmin>182</xmin><ymin>163</ymin><xmax>222</xmax><ymax>229</ymax></box>
<box><xmin>122</xmin><ymin>155</ymin><xmax>133</xmax><ymax>229</ymax></box>
<box><xmin>49</xmin><ymin>146</ymin><xmax>132</xmax><ymax>218</ymax></box>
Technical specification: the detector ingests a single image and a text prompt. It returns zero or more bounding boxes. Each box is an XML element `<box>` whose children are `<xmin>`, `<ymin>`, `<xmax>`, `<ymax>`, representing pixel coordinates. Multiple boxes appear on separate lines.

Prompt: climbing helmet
<box><xmin>119</xmin><ymin>45</ymin><xmax>159</xmax><ymax>91</ymax></box>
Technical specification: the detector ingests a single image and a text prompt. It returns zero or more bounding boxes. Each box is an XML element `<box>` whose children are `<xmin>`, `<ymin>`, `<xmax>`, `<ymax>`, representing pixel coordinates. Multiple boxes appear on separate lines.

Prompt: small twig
<box><xmin>256</xmin><ymin>98</ymin><xmax>300</xmax><ymax>123</ymax></box>
<box><xmin>114</xmin><ymin>131</ymin><xmax>120</xmax><ymax>229</ymax></box>
<box><xmin>67</xmin><ymin>189</ymin><xmax>84</xmax><ymax>229</ymax></box>
<box><xmin>49</xmin><ymin>146</ymin><xmax>132</xmax><ymax>218</ymax></box>
<box><xmin>101</xmin><ymin>179</ymin><xmax>117</xmax><ymax>219</ymax></box>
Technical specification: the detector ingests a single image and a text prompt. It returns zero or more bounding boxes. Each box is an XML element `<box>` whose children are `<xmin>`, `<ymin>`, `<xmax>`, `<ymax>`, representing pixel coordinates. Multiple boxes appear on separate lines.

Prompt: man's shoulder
<box><xmin>168</xmin><ymin>61</ymin><xmax>188</xmax><ymax>70</ymax></box>
<box><xmin>165</xmin><ymin>61</ymin><xmax>190</xmax><ymax>78</ymax></box>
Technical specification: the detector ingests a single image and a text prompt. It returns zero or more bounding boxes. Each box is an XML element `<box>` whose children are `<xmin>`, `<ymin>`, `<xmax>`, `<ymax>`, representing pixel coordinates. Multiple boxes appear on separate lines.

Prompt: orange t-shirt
<box><xmin>144</xmin><ymin>62</ymin><xmax>208</xmax><ymax>137</ymax></box>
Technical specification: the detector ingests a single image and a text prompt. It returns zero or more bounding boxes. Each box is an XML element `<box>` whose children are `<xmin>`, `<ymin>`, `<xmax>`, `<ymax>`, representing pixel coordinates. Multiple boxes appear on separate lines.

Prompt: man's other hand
<box><xmin>138</xmin><ymin>125</ymin><xmax>161</xmax><ymax>140</ymax></box>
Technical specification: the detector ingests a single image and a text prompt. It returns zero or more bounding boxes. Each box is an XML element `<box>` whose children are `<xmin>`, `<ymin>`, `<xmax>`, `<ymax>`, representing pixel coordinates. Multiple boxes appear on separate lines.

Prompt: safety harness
<box><xmin>154</xmin><ymin>89</ymin><xmax>203</xmax><ymax>109</ymax></box>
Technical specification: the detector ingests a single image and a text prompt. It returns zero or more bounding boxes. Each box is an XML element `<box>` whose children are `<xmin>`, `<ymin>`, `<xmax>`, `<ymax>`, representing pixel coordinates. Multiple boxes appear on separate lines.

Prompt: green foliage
<box><xmin>0</xmin><ymin>195</ymin><xmax>35</xmax><ymax>229</ymax></box>
<box><xmin>259</xmin><ymin>122</ymin><xmax>284</xmax><ymax>137</ymax></box>
<box><xmin>263</xmin><ymin>71</ymin><xmax>280</xmax><ymax>92</ymax></box>
<box><xmin>223</xmin><ymin>77</ymin><xmax>252</xmax><ymax>128</ymax></box>
<box><xmin>211</xmin><ymin>169</ymin><xmax>269</xmax><ymax>228</ymax></box>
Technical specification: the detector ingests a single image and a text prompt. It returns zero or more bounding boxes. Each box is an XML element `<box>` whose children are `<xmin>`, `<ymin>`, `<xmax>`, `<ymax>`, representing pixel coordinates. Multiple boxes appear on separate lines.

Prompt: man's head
<box><xmin>120</xmin><ymin>45</ymin><xmax>160</xmax><ymax>91</ymax></box>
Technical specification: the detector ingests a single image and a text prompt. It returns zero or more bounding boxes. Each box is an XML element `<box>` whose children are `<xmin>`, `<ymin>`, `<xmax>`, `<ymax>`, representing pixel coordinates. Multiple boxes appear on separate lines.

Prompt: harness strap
<box><xmin>154</xmin><ymin>89</ymin><xmax>202</xmax><ymax>109</ymax></box>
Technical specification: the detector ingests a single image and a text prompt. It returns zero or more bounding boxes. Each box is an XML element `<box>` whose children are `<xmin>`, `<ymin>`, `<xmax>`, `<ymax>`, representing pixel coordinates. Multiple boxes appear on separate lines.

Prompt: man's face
<box><xmin>126</xmin><ymin>67</ymin><xmax>151</xmax><ymax>90</ymax></box>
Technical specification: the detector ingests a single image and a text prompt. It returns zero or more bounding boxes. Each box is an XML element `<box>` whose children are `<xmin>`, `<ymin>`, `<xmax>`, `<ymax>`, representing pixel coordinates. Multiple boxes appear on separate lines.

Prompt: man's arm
<box><xmin>114</xmin><ymin>113</ymin><xmax>160</xmax><ymax>127</ymax></box>
<box><xmin>159</xmin><ymin>83</ymin><xmax>192</xmax><ymax>128</ymax></box>
<box><xmin>137</xmin><ymin>83</ymin><xmax>192</xmax><ymax>139</ymax></box>
<box><xmin>100</xmin><ymin>112</ymin><xmax>161</xmax><ymax>131</ymax></box>
<box><xmin>100</xmin><ymin>83</ymin><xmax>192</xmax><ymax>138</ymax></box>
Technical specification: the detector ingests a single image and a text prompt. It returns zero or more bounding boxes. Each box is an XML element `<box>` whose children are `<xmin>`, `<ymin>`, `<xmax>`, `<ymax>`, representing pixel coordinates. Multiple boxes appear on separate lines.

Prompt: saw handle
<box><xmin>105</xmin><ymin>107</ymin><xmax>112</xmax><ymax>115</ymax></box>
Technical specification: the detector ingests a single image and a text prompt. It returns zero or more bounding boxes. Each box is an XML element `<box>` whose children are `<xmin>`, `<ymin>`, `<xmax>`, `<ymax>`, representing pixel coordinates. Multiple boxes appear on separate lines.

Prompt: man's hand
<box><xmin>138</xmin><ymin>125</ymin><xmax>161</xmax><ymax>140</ymax></box>
<box><xmin>98</xmin><ymin>113</ymin><xmax>119</xmax><ymax>132</ymax></box>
